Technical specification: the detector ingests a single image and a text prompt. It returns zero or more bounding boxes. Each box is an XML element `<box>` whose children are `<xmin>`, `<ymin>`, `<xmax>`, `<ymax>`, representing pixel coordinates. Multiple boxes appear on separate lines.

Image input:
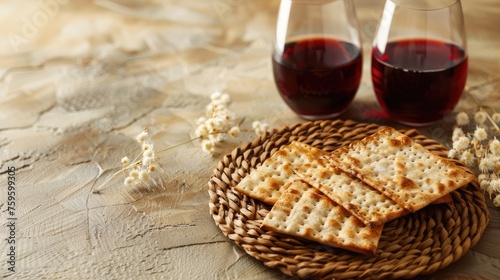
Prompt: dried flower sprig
<box><xmin>122</xmin><ymin>129</ymin><xmax>158</xmax><ymax>186</ymax></box>
<box><xmin>252</xmin><ymin>121</ymin><xmax>271</xmax><ymax>136</ymax></box>
<box><xmin>448</xmin><ymin>86</ymin><xmax>500</xmax><ymax>206</ymax></box>
<box><xmin>92</xmin><ymin>129</ymin><xmax>160</xmax><ymax>194</ymax></box>
<box><xmin>195</xmin><ymin>91</ymin><xmax>270</xmax><ymax>155</ymax></box>
<box><xmin>195</xmin><ymin>91</ymin><xmax>239</xmax><ymax>154</ymax></box>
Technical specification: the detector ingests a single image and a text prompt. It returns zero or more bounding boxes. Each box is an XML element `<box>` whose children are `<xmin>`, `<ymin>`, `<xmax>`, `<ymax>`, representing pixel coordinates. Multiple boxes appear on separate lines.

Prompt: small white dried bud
<box><xmin>139</xmin><ymin>170</ymin><xmax>150</xmax><ymax>181</ymax></box>
<box><xmin>195</xmin><ymin>124</ymin><xmax>210</xmax><ymax>138</ymax></box>
<box><xmin>474</xmin><ymin>111</ymin><xmax>487</xmax><ymax>125</ymax></box>
<box><xmin>453</xmin><ymin>136</ymin><xmax>470</xmax><ymax>151</ymax></box>
<box><xmin>473</xmin><ymin>127</ymin><xmax>488</xmax><ymax>141</ymax></box>
<box><xmin>456</xmin><ymin>112</ymin><xmax>469</xmax><ymax>126</ymax></box>
<box><xmin>494</xmin><ymin>156</ymin><xmax>500</xmax><ymax>171</ymax></box>
<box><xmin>142</xmin><ymin>143</ymin><xmax>152</xmax><ymax>151</ymax></box>
<box><xmin>136</xmin><ymin>130</ymin><xmax>149</xmax><ymax>143</ymax></box>
<box><xmin>206</xmin><ymin>102</ymin><xmax>223</xmax><ymax>114</ymax></box>
<box><xmin>206</xmin><ymin>118</ymin><xmax>225</xmax><ymax>133</ymax></box>
<box><xmin>124</xmin><ymin>176</ymin><xmax>136</xmax><ymax>186</ymax></box>
<box><xmin>219</xmin><ymin>93</ymin><xmax>230</xmax><ymax>104</ymax></box>
<box><xmin>480</xmin><ymin>179</ymin><xmax>492</xmax><ymax>196</ymax></box>
<box><xmin>491</xmin><ymin>179</ymin><xmax>500</xmax><ymax>193</ymax></box>
<box><xmin>228</xmin><ymin>126</ymin><xmax>241</xmax><ymax>139</ymax></box>
<box><xmin>452</xmin><ymin>127</ymin><xmax>465</xmax><ymax>142</ymax></box>
<box><xmin>148</xmin><ymin>164</ymin><xmax>158</xmax><ymax>173</ymax></box>
<box><xmin>489</xmin><ymin>138</ymin><xmax>500</xmax><ymax>156</ymax></box>
<box><xmin>201</xmin><ymin>139</ymin><xmax>216</xmax><ymax>154</ymax></box>
<box><xmin>142</xmin><ymin>157</ymin><xmax>153</xmax><ymax>167</ymax></box>
<box><xmin>210</xmin><ymin>91</ymin><xmax>223</xmax><ymax>101</ymax></box>
<box><xmin>252</xmin><ymin>121</ymin><xmax>270</xmax><ymax>136</ymax></box>
<box><xmin>121</xmin><ymin>156</ymin><xmax>130</xmax><ymax>165</ymax></box>
<box><xmin>493</xmin><ymin>194</ymin><xmax>500</xmax><ymax>207</ymax></box>
<box><xmin>492</xmin><ymin>112</ymin><xmax>500</xmax><ymax>123</ymax></box>
<box><xmin>129</xmin><ymin>169</ymin><xmax>139</xmax><ymax>179</ymax></box>
<box><xmin>478</xmin><ymin>173</ymin><xmax>488</xmax><ymax>183</ymax></box>
<box><xmin>214</xmin><ymin>108</ymin><xmax>234</xmax><ymax>121</ymax></box>
<box><xmin>478</xmin><ymin>156</ymin><xmax>495</xmax><ymax>173</ymax></box>
<box><xmin>143</xmin><ymin>149</ymin><xmax>155</xmax><ymax>159</ymax></box>
<box><xmin>447</xmin><ymin>149</ymin><xmax>459</xmax><ymax>159</ymax></box>
<box><xmin>459</xmin><ymin>150</ymin><xmax>475</xmax><ymax>166</ymax></box>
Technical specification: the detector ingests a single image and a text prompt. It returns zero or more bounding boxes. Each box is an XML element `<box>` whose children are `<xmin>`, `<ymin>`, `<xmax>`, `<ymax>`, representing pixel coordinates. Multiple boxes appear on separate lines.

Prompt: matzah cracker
<box><xmin>296</xmin><ymin>164</ymin><xmax>409</xmax><ymax>227</ymax></box>
<box><xmin>330</xmin><ymin>127</ymin><xmax>475</xmax><ymax>212</ymax></box>
<box><xmin>261</xmin><ymin>181</ymin><xmax>383</xmax><ymax>255</ymax></box>
<box><xmin>234</xmin><ymin>141</ymin><xmax>330</xmax><ymax>205</ymax></box>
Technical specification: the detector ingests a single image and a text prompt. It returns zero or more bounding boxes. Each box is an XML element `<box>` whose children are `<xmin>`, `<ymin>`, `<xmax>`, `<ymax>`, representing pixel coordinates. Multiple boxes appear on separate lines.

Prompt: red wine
<box><xmin>371</xmin><ymin>38</ymin><xmax>468</xmax><ymax>125</ymax></box>
<box><xmin>272</xmin><ymin>37</ymin><xmax>362</xmax><ymax>119</ymax></box>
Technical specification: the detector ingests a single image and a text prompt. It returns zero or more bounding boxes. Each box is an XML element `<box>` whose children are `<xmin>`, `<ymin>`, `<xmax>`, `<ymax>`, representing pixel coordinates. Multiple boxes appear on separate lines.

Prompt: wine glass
<box><xmin>272</xmin><ymin>0</ymin><xmax>363</xmax><ymax>120</ymax></box>
<box><xmin>371</xmin><ymin>0</ymin><xmax>468</xmax><ymax>126</ymax></box>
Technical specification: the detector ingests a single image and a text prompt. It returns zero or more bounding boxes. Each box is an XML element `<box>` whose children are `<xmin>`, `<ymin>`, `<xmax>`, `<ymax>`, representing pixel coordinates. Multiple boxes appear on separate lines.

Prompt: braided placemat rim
<box><xmin>208</xmin><ymin>119</ymin><xmax>490</xmax><ymax>279</ymax></box>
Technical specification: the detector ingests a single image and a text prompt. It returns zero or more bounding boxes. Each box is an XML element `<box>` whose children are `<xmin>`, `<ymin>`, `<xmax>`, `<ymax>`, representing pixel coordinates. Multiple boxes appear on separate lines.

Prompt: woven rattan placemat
<box><xmin>208</xmin><ymin>119</ymin><xmax>490</xmax><ymax>279</ymax></box>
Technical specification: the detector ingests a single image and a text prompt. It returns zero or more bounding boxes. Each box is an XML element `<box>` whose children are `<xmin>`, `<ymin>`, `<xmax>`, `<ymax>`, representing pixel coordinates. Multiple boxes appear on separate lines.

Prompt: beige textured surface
<box><xmin>0</xmin><ymin>0</ymin><xmax>499</xmax><ymax>279</ymax></box>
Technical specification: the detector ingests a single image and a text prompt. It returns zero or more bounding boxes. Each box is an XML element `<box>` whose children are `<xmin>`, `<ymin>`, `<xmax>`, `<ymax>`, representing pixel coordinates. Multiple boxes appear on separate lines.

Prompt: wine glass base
<box><xmin>297</xmin><ymin>109</ymin><xmax>347</xmax><ymax>121</ymax></box>
<box><xmin>395</xmin><ymin>119</ymin><xmax>440</xmax><ymax>127</ymax></box>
